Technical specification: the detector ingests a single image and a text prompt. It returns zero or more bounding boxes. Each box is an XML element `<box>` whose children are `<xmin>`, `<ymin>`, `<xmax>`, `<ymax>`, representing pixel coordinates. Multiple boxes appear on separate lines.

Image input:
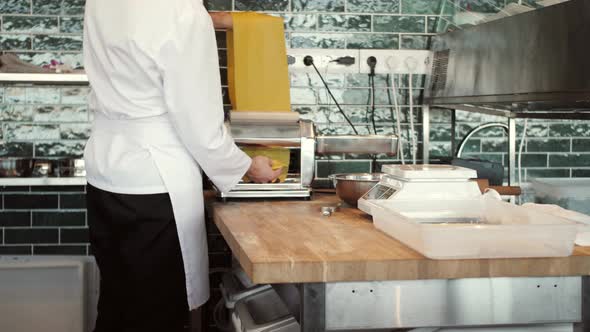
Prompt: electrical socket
<box><xmin>288</xmin><ymin>49</ymin><xmax>360</xmax><ymax>73</ymax></box>
<box><xmin>359</xmin><ymin>50</ymin><xmax>433</xmax><ymax>75</ymax></box>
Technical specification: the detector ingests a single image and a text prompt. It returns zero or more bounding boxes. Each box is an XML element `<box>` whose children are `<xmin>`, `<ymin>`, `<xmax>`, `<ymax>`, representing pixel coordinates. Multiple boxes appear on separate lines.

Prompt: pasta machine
<box><xmin>217</xmin><ymin>112</ymin><xmax>398</xmax><ymax>199</ymax></box>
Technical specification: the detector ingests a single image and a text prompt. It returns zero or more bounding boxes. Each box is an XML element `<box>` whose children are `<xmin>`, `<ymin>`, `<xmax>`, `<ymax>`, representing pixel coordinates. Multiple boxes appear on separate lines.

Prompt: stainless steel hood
<box><xmin>424</xmin><ymin>0</ymin><xmax>590</xmax><ymax>119</ymax></box>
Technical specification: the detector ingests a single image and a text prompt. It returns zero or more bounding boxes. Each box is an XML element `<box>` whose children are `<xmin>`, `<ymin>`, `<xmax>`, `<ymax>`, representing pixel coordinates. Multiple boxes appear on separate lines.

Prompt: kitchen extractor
<box><xmin>425</xmin><ymin>0</ymin><xmax>590</xmax><ymax>114</ymax></box>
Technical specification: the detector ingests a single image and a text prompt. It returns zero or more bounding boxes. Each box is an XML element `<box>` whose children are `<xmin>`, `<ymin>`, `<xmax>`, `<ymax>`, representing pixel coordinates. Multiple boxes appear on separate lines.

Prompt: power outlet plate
<box><xmin>287</xmin><ymin>49</ymin><xmax>360</xmax><ymax>74</ymax></box>
<box><xmin>359</xmin><ymin>50</ymin><xmax>433</xmax><ymax>75</ymax></box>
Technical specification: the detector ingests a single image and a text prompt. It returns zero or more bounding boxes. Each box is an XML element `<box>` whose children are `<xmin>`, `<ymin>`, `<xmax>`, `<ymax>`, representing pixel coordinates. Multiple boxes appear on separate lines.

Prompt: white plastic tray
<box><xmin>372</xmin><ymin>199</ymin><xmax>578</xmax><ymax>259</ymax></box>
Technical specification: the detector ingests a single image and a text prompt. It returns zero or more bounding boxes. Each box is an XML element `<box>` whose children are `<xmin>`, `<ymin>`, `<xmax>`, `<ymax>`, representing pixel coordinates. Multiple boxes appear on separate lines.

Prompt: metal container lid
<box><xmin>381</xmin><ymin>164</ymin><xmax>477</xmax><ymax>181</ymax></box>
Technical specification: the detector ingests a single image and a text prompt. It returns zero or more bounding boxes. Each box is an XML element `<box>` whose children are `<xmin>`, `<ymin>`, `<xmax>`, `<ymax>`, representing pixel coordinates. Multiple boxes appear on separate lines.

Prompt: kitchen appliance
<box><xmin>425</xmin><ymin>0</ymin><xmax>590</xmax><ymax>114</ymax></box>
<box><xmin>422</xmin><ymin>0</ymin><xmax>590</xmax><ymax>186</ymax></box>
<box><xmin>358</xmin><ymin>164</ymin><xmax>482</xmax><ymax>215</ymax></box>
<box><xmin>217</xmin><ymin>112</ymin><xmax>398</xmax><ymax>199</ymax></box>
<box><xmin>330</xmin><ymin>173</ymin><xmax>384</xmax><ymax>207</ymax></box>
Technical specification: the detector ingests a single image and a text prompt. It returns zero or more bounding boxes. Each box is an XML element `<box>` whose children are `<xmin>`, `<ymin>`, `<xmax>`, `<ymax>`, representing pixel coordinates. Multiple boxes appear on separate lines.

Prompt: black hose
<box><xmin>305</xmin><ymin>56</ymin><xmax>359</xmax><ymax>135</ymax></box>
<box><xmin>385</xmin><ymin>74</ymin><xmax>396</xmax><ymax>133</ymax></box>
<box><xmin>370</xmin><ymin>74</ymin><xmax>378</xmax><ymax>135</ymax></box>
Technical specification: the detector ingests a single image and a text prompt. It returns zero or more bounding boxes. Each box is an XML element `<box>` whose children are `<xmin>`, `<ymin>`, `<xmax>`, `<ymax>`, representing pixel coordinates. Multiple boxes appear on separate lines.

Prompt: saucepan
<box><xmin>330</xmin><ymin>173</ymin><xmax>384</xmax><ymax>207</ymax></box>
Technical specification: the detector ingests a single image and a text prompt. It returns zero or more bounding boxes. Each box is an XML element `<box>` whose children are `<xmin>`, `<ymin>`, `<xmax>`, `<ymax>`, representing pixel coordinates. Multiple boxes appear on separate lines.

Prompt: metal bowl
<box><xmin>0</xmin><ymin>158</ymin><xmax>34</xmax><ymax>177</ymax></box>
<box><xmin>330</xmin><ymin>173</ymin><xmax>384</xmax><ymax>207</ymax></box>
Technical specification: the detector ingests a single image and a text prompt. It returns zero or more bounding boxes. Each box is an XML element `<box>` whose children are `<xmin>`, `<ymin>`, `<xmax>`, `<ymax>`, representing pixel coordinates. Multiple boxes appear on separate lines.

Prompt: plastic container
<box><xmin>372</xmin><ymin>199</ymin><xmax>578</xmax><ymax>259</ymax></box>
<box><xmin>531</xmin><ymin>178</ymin><xmax>590</xmax><ymax>216</ymax></box>
<box><xmin>522</xmin><ymin>203</ymin><xmax>590</xmax><ymax>246</ymax></box>
<box><xmin>409</xmin><ymin>323</ymin><xmax>573</xmax><ymax>331</ymax></box>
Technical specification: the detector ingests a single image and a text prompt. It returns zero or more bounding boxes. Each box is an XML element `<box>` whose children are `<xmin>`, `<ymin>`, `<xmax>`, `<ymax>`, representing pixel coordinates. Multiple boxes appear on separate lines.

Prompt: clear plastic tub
<box><xmin>522</xmin><ymin>203</ymin><xmax>590</xmax><ymax>246</ymax></box>
<box><xmin>372</xmin><ymin>199</ymin><xmax>578</xmax><ymax>259</ymax></box>
<box><xmin>532</xmin><ymin>178</ymin><xmax>590</xmax><ymax>216</ymax></box>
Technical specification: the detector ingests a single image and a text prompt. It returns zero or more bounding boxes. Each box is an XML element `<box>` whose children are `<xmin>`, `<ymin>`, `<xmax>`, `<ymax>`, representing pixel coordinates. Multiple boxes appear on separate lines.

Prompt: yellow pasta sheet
<box><xmin>227</xmin><ymin>12</ymin><xmax>292</xmax><ymax>182</ymax></box>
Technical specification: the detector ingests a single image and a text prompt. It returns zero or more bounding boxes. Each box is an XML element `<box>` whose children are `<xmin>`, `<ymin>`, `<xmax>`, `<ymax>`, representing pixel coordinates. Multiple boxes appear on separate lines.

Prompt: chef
<box><xmin>83</xmin><ymin>1</ymin><xmax>281</xmax><ymax>331</ymax></box>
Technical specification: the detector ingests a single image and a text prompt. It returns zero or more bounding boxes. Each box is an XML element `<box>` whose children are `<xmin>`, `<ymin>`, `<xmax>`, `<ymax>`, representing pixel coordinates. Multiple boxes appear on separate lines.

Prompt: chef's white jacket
<box><xmin>83</xmin><ymin>0</ymin><xmax>251</xmax><ymax>308</ymax></box>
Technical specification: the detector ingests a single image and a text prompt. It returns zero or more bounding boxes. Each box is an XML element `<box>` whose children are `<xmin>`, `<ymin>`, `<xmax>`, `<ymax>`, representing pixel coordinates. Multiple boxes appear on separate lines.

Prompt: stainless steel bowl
<box><xmin>0</xmin><ymin>158</ymin><xmax>34</xmax><ymax>177</ymax></box>
<box><xmin>330</xmin><ymin>173</ymin><xmax>383</xmax><ymax>207</ymax></box>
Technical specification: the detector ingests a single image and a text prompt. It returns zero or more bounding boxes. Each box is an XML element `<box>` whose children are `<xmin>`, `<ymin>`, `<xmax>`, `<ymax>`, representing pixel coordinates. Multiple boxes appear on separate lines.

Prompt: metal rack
<box><xmin>0</xmin><ymin>177</ymin><xmax>87</xmax><ymax>186</ymax></box>
<box><xmin>421</xmin><ymin>0</ymin><xmax>590</xmax><ymax>187</ymax></box>
<box><xmin>0</xmin><ymin>73</ymin><xmax>88</xmax><ymax>85</ymax></box>
<box><xmin>0</xmin><ymin>73</ymin><xmax>89</xmax><ymax>186</ymax></box>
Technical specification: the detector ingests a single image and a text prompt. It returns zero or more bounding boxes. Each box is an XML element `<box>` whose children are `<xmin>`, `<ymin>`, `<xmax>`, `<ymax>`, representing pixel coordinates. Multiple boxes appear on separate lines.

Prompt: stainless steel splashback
<box><xmin>424</xmin><ymin>0</ymin><xmax>590</xmax><ymax>114</ymax></box>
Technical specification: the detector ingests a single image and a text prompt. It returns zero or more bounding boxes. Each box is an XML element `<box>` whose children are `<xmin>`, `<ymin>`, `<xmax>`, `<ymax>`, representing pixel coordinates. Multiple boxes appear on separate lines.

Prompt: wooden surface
<box><xmin>211</xmin><ymin>194</ymin><xmax>590</xmax><ymax>284</ymax></box>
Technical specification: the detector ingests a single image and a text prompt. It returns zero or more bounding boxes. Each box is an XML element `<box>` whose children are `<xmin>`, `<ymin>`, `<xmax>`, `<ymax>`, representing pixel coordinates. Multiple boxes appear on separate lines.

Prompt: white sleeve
<box><xmin>158</xmin><ymin>6</ymin><xmax>250</xmax><ymax>193</ymax></box>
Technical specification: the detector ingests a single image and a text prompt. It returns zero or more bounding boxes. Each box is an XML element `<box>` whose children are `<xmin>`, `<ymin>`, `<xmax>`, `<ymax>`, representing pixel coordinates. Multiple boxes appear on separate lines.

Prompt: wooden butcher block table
<box><xmin>210</xmin><ymin>194</ymin><xmax>590</xmax><ymax>331</ymax></box>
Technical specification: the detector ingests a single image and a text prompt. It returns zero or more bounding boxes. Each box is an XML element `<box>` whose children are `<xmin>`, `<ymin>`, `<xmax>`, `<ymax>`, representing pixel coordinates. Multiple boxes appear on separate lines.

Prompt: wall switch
<box><xmin>288</xmin><ymin>49</ymin><xmax>360</xmax><ymax>74</ymax></box>
<box><xmin>359</xmin><ymin>50</ymin><xmax>433</xmax><ymax>75</ymax></box>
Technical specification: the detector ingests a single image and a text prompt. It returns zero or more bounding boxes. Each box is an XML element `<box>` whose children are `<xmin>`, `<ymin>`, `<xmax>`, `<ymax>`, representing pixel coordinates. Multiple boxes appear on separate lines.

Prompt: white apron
<box><xmin>84</xmin><ymin>0</ymin><xmax>251</xmax><ymax>309</ymax></box>
<box><xmin>88</xmin><ymin>112</ymin><xmax>209</xmax><ymax>309</ymax></box>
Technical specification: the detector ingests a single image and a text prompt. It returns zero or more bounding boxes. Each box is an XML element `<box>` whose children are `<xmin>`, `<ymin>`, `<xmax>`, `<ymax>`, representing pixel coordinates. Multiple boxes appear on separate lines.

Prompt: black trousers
<box><xmin>87</xmin><ymin>184</ymin><xmax>190</xmax><ymax>332</ymax></box>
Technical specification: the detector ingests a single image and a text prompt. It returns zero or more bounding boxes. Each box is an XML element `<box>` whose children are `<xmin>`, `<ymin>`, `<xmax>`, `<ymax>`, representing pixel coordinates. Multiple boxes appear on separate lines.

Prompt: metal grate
<box><xmin>431</xmin><ymin>49</ymin><xmax>450</xmax><ymax>94</ymax></box>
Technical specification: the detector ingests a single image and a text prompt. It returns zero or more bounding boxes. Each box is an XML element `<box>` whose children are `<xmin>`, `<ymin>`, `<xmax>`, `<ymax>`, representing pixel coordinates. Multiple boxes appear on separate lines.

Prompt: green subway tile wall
<box><xmin>0</xmin><ymin>0</ymin><xmax>588</xmax><ymax>180</ymax></box>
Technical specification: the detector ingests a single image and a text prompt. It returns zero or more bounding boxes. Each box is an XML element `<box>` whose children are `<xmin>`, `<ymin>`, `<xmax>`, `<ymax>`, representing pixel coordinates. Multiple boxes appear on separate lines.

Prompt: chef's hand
<box><xmin>247</xmin><ymin>156</ymin><xmax>282</xmax><ymax>183</ymax></box>
<box><xmin>209</xmin><ymin>12</ymin><xmax>233</xmax><ymax>30</ymax></box>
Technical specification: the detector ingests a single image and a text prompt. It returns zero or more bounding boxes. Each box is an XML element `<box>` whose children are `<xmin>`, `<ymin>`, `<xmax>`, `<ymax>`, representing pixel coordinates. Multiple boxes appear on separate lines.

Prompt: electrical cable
<box><xmin>366</xmin><ymin>56</ymin><xmax>379</xmax><ymax>172</ymax></box>
<box><xmin>385</xmin><ymin>74</ymin><xmax>395</xmax><ymax>134</ymax></box>
<box><xmin>304</xmin><ymin>56</ymin><xmax>358</xmax><ymax>135</ymax></box>
<box><xmin>408</xmin><ymin>77</ymin><xmax>417</xmax><ymax>165</ymax></box>
<box><xmin>367</xmin><ymin>74</ymin><xmax>378</xmax><ymax>172</ymax></box>
<box><xmin>213</xmin><ymin>296</ymin><xmax>233</xmax><ymax>331</ymax></box>
<box><xmin>323</xmin><ymin>59</ymin><xmax>333</xmax><ymax>117</ymax></box>
<box><xmin>364</xmin><ymin>75</ymin><xmax>372</xmax><ymax>129</ymax></box>
<box><xmin>323</xmin><ymin>59</ymin><xmax>335</xmax><ymax>174</ymax></box>
<box><xmin>518</xmin><ymin>119</ymin><xmax>529</xmax><ymax>204</ymax></box>
<box><xmin>366</xmin><ymin>56</ymin><xmax>378</xmax><ymax>135</ymax></box>
<box><xmin>405</xmin><ymin>57</ymin><xmax>418</xmax><ymax>165</ymax></box>
<box><xmin>370</xmin><ymin>74</ymin><xmax>378</xmax><ymax>135</ymax></box>
<box><xmin>389</xmin><ymin>71</ymin><xmax>406</xmax><ymax>165</ymax></box>
<box><xmin>210</xmin><ymin>267</ymin><xmax>233</xmax><ymax>331</ymax></box>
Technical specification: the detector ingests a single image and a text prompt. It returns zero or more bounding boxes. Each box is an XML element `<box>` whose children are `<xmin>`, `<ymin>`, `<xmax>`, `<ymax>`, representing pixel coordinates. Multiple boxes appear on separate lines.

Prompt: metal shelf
<box><xmin>0</xmin><ymin>177</ymin><xmax>87</xmax><ymax>186</ymax></box>
<box><xmin>0</xmin><ymin>73</ymin><xmax>88</xmax><ymax>85</ymax></box>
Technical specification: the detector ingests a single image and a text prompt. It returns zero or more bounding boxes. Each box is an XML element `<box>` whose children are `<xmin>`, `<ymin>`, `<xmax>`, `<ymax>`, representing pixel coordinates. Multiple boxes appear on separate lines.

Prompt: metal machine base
<box><xmin>219</xmin><ymin>189</ymin><xmax>312</xmax><ymax>200</ymax></box>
